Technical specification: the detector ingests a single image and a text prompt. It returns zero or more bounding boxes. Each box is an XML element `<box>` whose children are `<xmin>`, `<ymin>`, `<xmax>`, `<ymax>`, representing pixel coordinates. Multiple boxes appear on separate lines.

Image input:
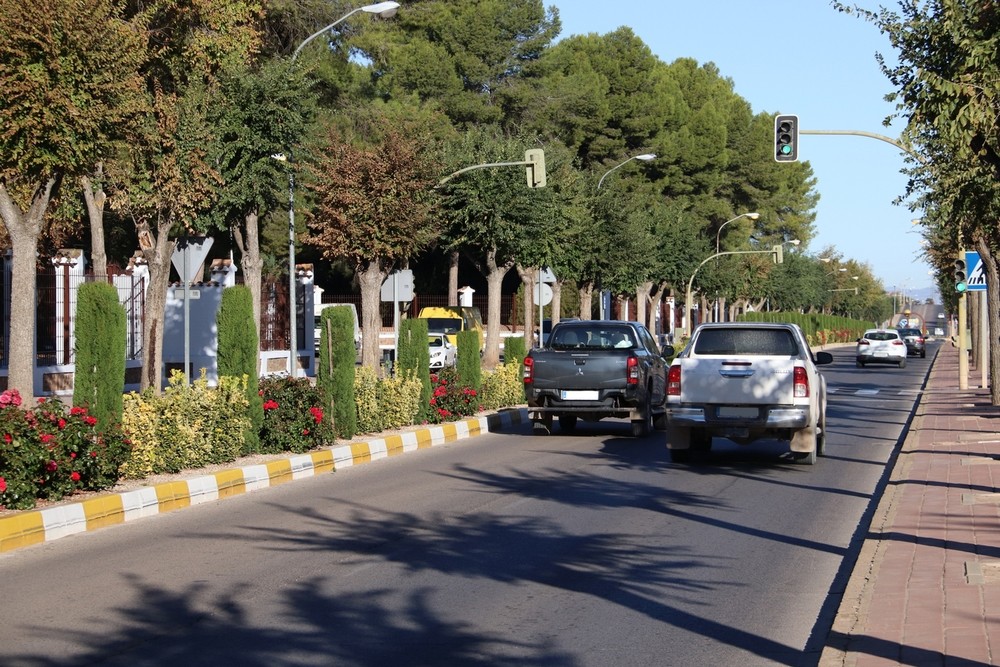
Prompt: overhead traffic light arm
<box><xmin>437</xmin><ymin>149</ymin><xmax>547</xmax><ymax>188</ymax></box>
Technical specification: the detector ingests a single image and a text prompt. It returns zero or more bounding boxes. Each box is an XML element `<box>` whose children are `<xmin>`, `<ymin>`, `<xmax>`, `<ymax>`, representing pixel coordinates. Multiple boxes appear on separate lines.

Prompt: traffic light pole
<box><xmin>958</xmin><ymin>290</ymin><xmax>969</xmax><ymax>390</ymax></box>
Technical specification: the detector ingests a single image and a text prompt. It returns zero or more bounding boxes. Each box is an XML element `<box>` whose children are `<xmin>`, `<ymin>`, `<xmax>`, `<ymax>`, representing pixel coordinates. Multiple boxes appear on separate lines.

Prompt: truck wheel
<box><xmin>669</xmin><ymin>448</ymin><xmax>691</xmax><ymax>463</ymax></box>
<box><xmin>631</xmin><ymin>403</ymin><xmax>653</xmax><ymax>437</ymax></box>
<box><xmin>791</xmin><ymin>426</ymin><xmax>818</xmax><ymax>465</ymax></box>
<box><xmin>816</xmin><ymin>410</ymin><xmax>827</xmax><ymax>457</ymax></box>
<box><xmin>558</xmin><ymin>415</ymin><xmax>577</xmax><ymax>433</ymax></box>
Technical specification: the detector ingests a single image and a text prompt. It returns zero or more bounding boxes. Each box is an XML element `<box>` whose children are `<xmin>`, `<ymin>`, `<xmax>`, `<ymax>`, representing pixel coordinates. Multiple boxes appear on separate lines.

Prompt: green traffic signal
<box><xmin>774</xmin><ymin>114</ymin><xmax>799</xmax><ymax>162</ymax></box>
<box><xmin>954</xmin><ymin>255</ymin><xmax>968</xmax><ymax>293</ymax></box>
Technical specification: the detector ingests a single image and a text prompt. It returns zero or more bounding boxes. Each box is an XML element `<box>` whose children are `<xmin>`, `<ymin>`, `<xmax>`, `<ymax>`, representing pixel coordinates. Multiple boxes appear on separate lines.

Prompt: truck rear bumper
<box><xmin>666</xmin><ymin>406</ymin><xmax>809</xmax><ymax>429</ymax></box>
<box><xmin>528</xmin><ymin>406</ymin><xmax>640</xmax><ymax>420</ymax></box>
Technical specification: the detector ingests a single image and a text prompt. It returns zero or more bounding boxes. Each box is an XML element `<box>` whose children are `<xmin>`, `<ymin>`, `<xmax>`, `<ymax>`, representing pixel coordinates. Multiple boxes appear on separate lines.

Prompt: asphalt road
<box><xmin>0</xmin><ymin>343</ymin><xmax>935</xmax><ymax>667</ymax></box>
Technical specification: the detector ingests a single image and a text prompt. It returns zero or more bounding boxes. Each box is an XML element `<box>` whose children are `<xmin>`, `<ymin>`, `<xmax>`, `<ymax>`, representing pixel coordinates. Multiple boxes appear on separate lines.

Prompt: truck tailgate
<box><xmin>679</xmin><ymin>357</ymin><xmax>796</xmax><ymax>405</ymax></box>
<box><xmin>529</xmin><ymin>351</ymin><xmax>628</xmax><ymax>390</ymax></box>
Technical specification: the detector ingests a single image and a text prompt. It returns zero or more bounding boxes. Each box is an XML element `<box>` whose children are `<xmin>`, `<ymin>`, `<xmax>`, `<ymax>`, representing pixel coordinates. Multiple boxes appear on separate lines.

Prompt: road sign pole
<box><xmin>958</xmin><ymin>290</ymin><xmax>968</xmax><ymax>390</ymax></box>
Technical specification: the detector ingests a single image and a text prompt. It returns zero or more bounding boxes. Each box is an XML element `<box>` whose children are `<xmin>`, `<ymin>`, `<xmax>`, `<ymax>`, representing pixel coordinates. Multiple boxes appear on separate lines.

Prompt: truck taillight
<box><xmin>523</xmin><ymin>356</ymin><xmax>534</xmax><ymax>384</ymax></box>
<box><xmin>794</xmin><ymin>366</ymin><xmax>809</xmax><ymax>398</ymax></box>
<box><xmin>627</xmin><ymin>355</ymin><xmax>639</xmax><ymax>385</ymax></box>
<box><xmin>667</xmin><ymin>365</ymin><xmax>681</xmax><ymax>396</ymax></box>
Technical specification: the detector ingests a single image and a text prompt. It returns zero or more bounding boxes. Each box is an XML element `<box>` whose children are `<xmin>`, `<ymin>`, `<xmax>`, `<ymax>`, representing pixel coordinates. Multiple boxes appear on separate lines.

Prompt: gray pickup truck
<box><xmin>522</xmin><ymin>320</ymin><xmax>673</xmax><ymax>437</ymax></box>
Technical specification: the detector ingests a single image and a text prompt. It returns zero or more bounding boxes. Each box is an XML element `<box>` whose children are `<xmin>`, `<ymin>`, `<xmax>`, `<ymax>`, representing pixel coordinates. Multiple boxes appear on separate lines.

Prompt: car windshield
<box><xmin>693</xmin><ymin>328</ymin><xmax>799</xmax><ymax>356</ymax></box>
<box><xmin>425</xmin><ymin>318</ymin><xmax>462</xmax><ymax>334</ymax></box>
<box><xmin>428</xmin><ymin>336</ymin><xmax>445</xmax><ymax>348</ymax></box>
<box><xmin>899</xmin><ymin>329</ymin><xmax>922</xmax><ymax>337</ymax></box>
<box><xmin>864</xmin><ymin>331</ymin><xmax>899</xmax><ymax>341</ymax></box>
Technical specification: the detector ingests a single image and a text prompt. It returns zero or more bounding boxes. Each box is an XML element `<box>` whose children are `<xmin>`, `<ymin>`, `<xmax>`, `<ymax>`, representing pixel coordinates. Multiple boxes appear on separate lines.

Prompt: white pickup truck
<box><xmin>664</xmin><ymin>322</ymin><xmax>833</xmax><ymax>464</ymax></box>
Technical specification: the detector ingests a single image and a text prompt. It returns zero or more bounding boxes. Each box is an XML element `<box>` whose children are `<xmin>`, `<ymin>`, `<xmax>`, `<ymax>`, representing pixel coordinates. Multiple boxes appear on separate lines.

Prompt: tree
<box><xmin>304</xmin><ymin>107</ymin><xmax>440</xmax><ymax>369</ymax></box>
<box><xmin>210</xmin><ymin>59</ymin><xmax>316</xmax><ymax>350</ymax></box>
<box><xmin>834</xmin><ymin>2</ymin><xmax>1000</xmax><ymax>402</ymax></box>
<box><xmin>0</xmin><ymin>0</ymin><xmax>144</xmax><ymax>397</ymax></box>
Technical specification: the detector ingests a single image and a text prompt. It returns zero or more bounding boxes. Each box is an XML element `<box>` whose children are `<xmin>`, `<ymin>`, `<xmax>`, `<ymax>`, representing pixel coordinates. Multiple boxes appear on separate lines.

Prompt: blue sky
<box><xmin>548</xmin><ymin>0</ymin><xmax>933</xmax><ymax>298</ymax></box>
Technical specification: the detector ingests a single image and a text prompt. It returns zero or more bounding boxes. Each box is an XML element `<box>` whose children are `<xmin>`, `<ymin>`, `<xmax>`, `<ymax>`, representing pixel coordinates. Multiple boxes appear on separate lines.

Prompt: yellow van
<box><xmin>416</xmin><ymin>306</ymin><xmax>485</xmax><ymax>352</ymax></box>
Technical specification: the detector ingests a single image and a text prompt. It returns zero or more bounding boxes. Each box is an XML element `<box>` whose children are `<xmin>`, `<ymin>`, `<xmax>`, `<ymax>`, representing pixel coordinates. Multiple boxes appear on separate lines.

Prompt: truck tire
<box><xmin>653</xmin><ymin>409</ymin><xmax>668</xmax><ymax>431</ymax></box>
<box><xmin>691</xmin><ymin>429</ymin><xmax>712</xmax><ymax>453</ymax></box>
<box><xmin>558</xmin><ymin>415</ymin><xmax>577</xmax><ymax>433</ymax></box>
<box><xmin>667</xmin><ymin>426</ymin><xmax>692</xmax><ymax>462</ymax></box>
<box><xmin>791</xmin><ymin>425</ymin><xmax>818</xmax><ymax>465</ymax></box>
<box><xmin>631</xmin><ymin>402</ymin><xmax>653</xmax><ymax>437</ymax></box>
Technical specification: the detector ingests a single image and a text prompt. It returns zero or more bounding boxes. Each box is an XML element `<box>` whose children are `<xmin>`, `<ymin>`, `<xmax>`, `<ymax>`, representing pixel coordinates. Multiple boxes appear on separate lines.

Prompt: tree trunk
<box><xmin>81</xmin><ymin>168</ymin><xmax>108</xmax><ymax>278</ymax></box>
<box><xmin>974</xmin><ymin>234</ymin><xmax>1000</xmax><ymax>405</ymax></box>
<box><xmin>515</xmin><ymin>264</ymin><xmax>537</xmax><ymax>346</ymax></box>
<box><xmin>448</xmin><ymin>250</ymin><xmax>459</xmax><ymax>307</ymax></box>
<box><xmin>0</xmin><ymin>177</ymin><xmax>57</xmax><ymax>398</ymax></box>
<box><xmin>551</xmin><ymin>280</ymin><xmax>563</xmax><ymax>324</ymax></box>
<box><xmin>636</xmin><ymin>281</ymin><xmax>653</xmax><ymax>328</ymax></box>
<box><xmin>137</xmin><ymin>217</ymin><xmax>175</xmax><ymax>393</ymax></box>
<box><xmin>233</xmin><ymin>211</ymin><xmax>264</xmax><ymax>357</ymax></box>
<box><xmin>483</xmin><ymin>249</ymin><xmax>512</xmax><ymax>369</ymax></box>
<box><xmin>648</xmin><ymin>282</ymin><xmax>666</xmax><ymax>335</ymax></box>
<box><xmin>579</xmin><ymin>281</ymin><xmax>594</xmax><ymax>319</ymax></box>
<box><xmin>357</xmin><ymin>260</ymin><xmax>388</xmax><ymax>371</ymax></box>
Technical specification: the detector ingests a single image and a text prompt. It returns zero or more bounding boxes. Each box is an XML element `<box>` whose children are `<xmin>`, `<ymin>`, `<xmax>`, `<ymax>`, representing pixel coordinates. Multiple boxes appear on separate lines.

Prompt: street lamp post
<box><xmin>278</xmin><ymin>1</ymin><xmax>400</xmax><ymax>376</ymax></box>
<box><xmin>595</xmin><ymin>153</ymin><xmax>656</xmax><ymax>319</ymax></box>
<box><xmin>712</xmin><ymin>212</ymin><xmax>761</xmax><ymax>322</ymax></box>
<box><xmin>685</xmin><ymin>247</ymin><xmax>785</xmax><ymax>337</ymax></box>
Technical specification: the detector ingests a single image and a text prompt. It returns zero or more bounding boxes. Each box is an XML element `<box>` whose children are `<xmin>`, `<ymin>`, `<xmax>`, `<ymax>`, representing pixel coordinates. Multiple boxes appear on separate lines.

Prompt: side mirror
<box><xmin>815</xmin><ymin>351</ymin><xmax>834</xmax><ymax>365</ymax></box>
<box><xmin>660</xmin><ymin>344</ymin><xmax>675</xmax><ymax>358</ymax></box>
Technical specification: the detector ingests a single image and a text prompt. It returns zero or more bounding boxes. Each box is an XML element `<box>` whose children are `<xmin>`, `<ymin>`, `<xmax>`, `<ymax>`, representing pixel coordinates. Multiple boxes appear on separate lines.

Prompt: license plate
<box><xmin>717</xmin><ymin>406</ymin><xmax>758</xmax><ymax>419</ymax></box>
<box><xmin>875</xmin><ymin>351</ymin><xmax>888</xmax><ymax>357</ymax></box>
<box><xmin>561</xmin><ymin>390</ymin><xmax>598</xmax><ymax>400</ymax></box>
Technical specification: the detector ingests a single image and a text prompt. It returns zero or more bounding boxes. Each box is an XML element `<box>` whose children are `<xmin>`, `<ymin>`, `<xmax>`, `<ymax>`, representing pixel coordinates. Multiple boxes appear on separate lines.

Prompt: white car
<box><xmin>856</xmin><ymin>329</ymin><xmax>907</xmax><ymax>368</ymax></box>
<box><xmin>429</xmin><ymin>333</ymin><xmax>457</xmax><ymax>370</ymax></box>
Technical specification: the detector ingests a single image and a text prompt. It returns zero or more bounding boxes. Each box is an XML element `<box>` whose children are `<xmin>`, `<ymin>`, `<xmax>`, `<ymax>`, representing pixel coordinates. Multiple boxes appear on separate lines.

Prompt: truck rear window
<box><xmin>552</xmin><ymin>326</ymin><xmax>636</xmax><ymax>350</ymax></box>
<box><xmin>693</xmin><ymin>328</ymin><xmax>799</xmax><ymax>356</ymax></box>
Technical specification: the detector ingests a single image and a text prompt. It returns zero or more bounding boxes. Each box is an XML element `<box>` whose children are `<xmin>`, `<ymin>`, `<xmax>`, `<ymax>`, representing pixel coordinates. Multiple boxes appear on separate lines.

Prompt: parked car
<box><xmin>897</xmin><ymin>327</ymin><xmax>926</xmax><ymax>358</ymax></box>
<box><xmin>428</xmin><ymin>333</ymin><xmax>457</xmax><ymax>370</ymax></box>
<box><xmin>856</xmin><ymin>329</ymin><xmax>907</xmax><ymax>368</ymax></box>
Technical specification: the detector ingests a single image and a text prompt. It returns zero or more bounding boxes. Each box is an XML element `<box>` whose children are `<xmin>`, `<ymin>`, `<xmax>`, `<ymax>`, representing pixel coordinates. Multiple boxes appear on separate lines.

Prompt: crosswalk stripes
<box><xmin>827</xmin><ymin>386</ymin><xmax>922</xmax><ymax>397</ymax></box>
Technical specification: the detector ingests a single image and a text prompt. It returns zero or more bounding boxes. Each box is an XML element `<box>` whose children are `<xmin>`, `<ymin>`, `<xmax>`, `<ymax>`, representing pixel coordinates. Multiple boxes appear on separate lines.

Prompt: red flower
<box><xmin>263</xmin><ymin>399</ymin><xmax>279</xmax><ymax>411</ymax></box>
<box><xmin>0</xmin><ymin>477</ymin><xmax>6</xmax><ymax>493</ymax></box>
<box><xmin>70</xmin><ymin>406</ymin><xmax>87</xmax><ymax>416</ymax></box>
<box><xmin>40</xmin><ymin>433</ymin><xmax>54</xmax><ymax>445</ymax></box>
<box><xmin>58</xmin><ymin>418</ymin><xmax>67</xmax><ymax>430</ymax></box>
<box><xmin>309</xmin><ymin>406</ymin><xmax>323</xmax><ymax>424</ymax></box>
<box><xmin>3</xmin><ymin>434</ymin><xmax>10</xmax><ymax>444</ymax></box>
<box><xmin>89</xmin><ymin>452</ymin><xmax>97</xmax><ymax>458</ymax></box>
<box><xmin>70</xmin><ymin>452</ymin><xmax>77</xmax><ymax>459</ymax></box>
<box><xmin>84</xmin><ymin>416</ymin><xmax>97</xmax><ymax>426</ymax></box>
<box><xmin>70</xmin><ymin>471</ymin><xmax>81</xmax><ymax>482</ymax></box>
<box><xmin>302</xmin><ymin>429</ymin><xmax>310</xmax><ymax>435</ymax></box>
<box><xmin>45</xmin><ymin>460</ymin><xmax>58</xmax><ymax>472</ymax></box>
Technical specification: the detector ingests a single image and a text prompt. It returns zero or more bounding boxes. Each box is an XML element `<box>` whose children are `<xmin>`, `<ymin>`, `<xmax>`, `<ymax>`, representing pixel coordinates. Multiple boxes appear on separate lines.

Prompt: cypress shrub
<box><xmin>456</xmin><ymin>329</ymin><xmax>481</xmax><ymax>391</ymax></box>
<box><xmin>73</xmin><ymin>281</ymin><xmax>126</xmax><ymax>428</ymax></box>
<box><xmin>216</xmin><ymin>286</ymin><xmax>262</xmax><ymax>453</ymax></box>
<box><xmin>317</xmin><ymin>305</ymin><xmax>358</xmax><ymax>439</ymax></box>
<box><xmin>503</xmin><ymin>335</ymin><xmax>526</xmax><ymax>369</ymax></box>
<box><xmin>397</xmin><ymin>317</ymin><xmax>431</xmax><ymax>420</ymax></box>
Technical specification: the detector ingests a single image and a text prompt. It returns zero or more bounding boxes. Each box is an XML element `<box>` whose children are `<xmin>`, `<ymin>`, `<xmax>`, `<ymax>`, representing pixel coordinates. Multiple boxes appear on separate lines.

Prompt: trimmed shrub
<box><xmin>119</xmin><ymin>371</ymin><xmax>250</xmax><ymax>477</ymax></box>
<box><xmin>503</xmin><ymin>335</ymin><xmax>526</xmax><ymax>368</ymax></box>
<box><xmin>479</xmin><ymin>363</ymin><xmax>524</xmax><ymax>411</ymax></box>
<box><xmin>316</xmin><ymin>305</ymin><xmax>357</xmax><ymax>439</ymax></box>
<box><xmin>456</xmin><ymin>329</ymin><xmax>481</xmax><ymax>391</ymax></box>
<box><xmin>73</xmin><ymin>281</ymin><xmax>126</xmax><ymax>429</ymax></box>
<box><xmin>428</xmin><ymin>367</ymin><xmax>478</xmax><ymax>423</ymax></box>
<box><xmin>354</xmin><ymin>365</ymin><xmax>422</xmax><ymax>433</ymax></box>
<box><xmin>216</xmin><ymin>285</ymin><xmax>262</xmax><ymax>453</ymax></box>
<box><xmin>397</xmin><ymin>317</ymin><xmax>431</xmax><ymax>420</ymax></box>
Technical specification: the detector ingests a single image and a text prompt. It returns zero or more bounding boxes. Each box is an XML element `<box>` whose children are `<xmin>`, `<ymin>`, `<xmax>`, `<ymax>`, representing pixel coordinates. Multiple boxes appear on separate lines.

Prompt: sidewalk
<box><xmin>822</xmin><ymin>342</ymin><xmax>1000</xmax><ymax>666</ymax></box>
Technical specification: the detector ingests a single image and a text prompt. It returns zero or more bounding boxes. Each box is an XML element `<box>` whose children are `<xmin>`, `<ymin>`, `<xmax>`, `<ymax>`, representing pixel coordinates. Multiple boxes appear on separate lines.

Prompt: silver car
<box><xmin>856</xmin><ymin>329</ymin><xmax>907</xmax><ymax>368</ymax></box>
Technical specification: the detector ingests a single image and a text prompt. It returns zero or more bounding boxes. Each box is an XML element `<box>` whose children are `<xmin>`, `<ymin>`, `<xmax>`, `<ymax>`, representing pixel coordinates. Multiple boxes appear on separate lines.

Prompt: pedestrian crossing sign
<box><xmin>965</xmin><ymin>251</ymin><xmax>987</xmax><ymax>291</ymax></box>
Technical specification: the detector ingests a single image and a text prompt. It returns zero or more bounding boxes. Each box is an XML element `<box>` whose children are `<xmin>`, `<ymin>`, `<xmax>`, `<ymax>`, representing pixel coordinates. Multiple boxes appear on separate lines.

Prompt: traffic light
<box><xmin>525</xmin><ymin>148</ymin><xmax>546</xmax><ymax>188</ymax></box>
<box><xmin>774</xmin><ymin>114</ymin><xmax>799</xmax><ymax>162</ymax></box>
<box><xmin>954</xmin><ymin>253</ymin><xmax>968</xmax><ymax>293</ymax></box>
<box><xmin>772</xmin><ymin>245</ymin><xmax>784</xmax><ymax>264</ymax></box>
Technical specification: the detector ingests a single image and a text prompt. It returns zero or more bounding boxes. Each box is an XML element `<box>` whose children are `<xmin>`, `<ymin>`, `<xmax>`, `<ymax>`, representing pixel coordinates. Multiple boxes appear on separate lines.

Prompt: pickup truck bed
<box><xmin>665</xmin><ymin>322</ymin><xmax>833</xmax><ymax>464</ymax></box>
<box><xmin>523</xmin><ymin>320</ymin><xmax>670</xmax><ymax>437</ymax></box>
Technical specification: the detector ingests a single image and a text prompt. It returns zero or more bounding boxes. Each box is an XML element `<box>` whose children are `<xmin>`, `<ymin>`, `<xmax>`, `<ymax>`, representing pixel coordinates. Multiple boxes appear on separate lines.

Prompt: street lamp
<box><xmin>278</xmin><ymin>1</ymin><xmax>400</xmax><ymax>376</ymax></box>
<box><xmin>685</xmin><ymin>247</ymin><xmax>783</xmax><ymax>337</ymax></box>
<box><xmin>715</xmin><ymin>212</ymin><xmax>761</xmax><ymax>254</ymax></box>
<box><xmin>595</xmin><ymin>152</ymin><xmax>656</xmax><ymax>319</ymax></box>
<box><xmin>596</xmin><ymin>153</ymin><xmax>656</xmax><ymax>190</ymax></box>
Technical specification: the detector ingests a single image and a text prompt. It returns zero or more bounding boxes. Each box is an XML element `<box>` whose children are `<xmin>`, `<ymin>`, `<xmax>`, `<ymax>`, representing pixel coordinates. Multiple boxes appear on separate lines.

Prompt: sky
<box><xmin>547</xmin><ymin>0</ymin><xmax>934</xmax><ymax>300</ymax></box>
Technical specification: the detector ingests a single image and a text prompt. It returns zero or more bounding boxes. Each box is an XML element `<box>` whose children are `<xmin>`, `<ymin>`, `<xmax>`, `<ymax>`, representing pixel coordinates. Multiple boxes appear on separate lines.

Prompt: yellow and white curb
<box><xmin>0</xmin><ymin>408</ymin><xmax>527</xmax><ymax>554</ymax></box>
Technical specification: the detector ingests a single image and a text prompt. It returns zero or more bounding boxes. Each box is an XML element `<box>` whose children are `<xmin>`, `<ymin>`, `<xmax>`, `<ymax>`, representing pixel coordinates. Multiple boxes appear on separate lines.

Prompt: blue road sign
<box><xmin>966</xmin><ymin>251</ymin><xmax>987</xmax><ymax>291</ymax></box>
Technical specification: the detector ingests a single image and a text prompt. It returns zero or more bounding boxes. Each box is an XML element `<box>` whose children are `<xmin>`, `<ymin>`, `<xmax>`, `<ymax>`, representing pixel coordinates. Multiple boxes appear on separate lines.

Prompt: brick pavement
<box><xmin>822</xmin><ymin>342</ymin><xmax>1000</xmax><ymax>666</ymax></box>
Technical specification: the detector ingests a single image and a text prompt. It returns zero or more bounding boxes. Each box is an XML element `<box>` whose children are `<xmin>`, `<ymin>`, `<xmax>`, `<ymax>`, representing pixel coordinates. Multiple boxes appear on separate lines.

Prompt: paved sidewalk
<box><xmin>822</xmin><ymin>342</ymin><xmax>1000</xmax><ymax>666</ymax></box>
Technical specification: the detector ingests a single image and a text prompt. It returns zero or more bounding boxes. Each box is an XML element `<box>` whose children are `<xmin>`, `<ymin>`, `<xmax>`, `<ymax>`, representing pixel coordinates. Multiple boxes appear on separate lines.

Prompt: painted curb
<box><xmin>0</xmin><ymin>408</ymin><xmax>528</xmax><ymax>554</ymax></box>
